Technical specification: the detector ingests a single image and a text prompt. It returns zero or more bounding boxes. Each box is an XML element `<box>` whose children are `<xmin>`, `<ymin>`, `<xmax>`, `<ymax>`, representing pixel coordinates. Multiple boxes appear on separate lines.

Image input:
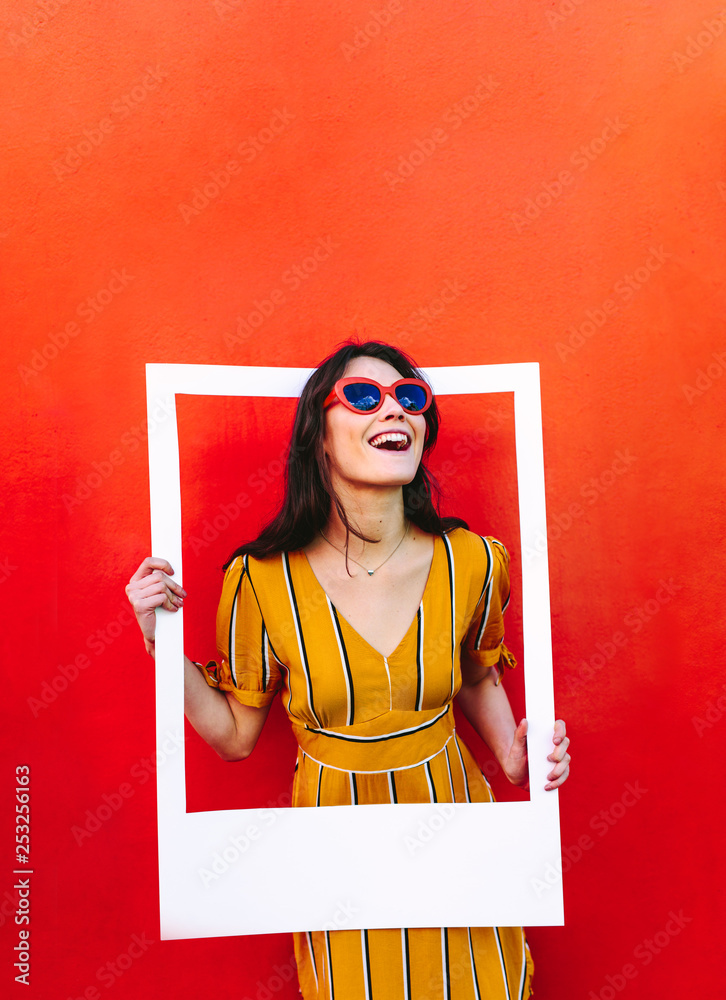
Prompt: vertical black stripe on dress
<box><xmin>442</xmin><ymin>535</ymin><xmax>456</xmax><ymax>698</ymax></box>
<box><xmin>467</xmin><ymin>928</ymin><xmax>482</xmax><ymax>1000</ymax></box>
<box><xmin>243</xmin><ymin>555</ymin><xmax>284</xmax><ymax>683</ymax></box>
<box><xmin>401</xmin><ymin>928</ymin><xmax>412</xmax><ymax>1000</ymax></box>
<box><xmin>329</xmin><ymin>600</ymin><xmax>355</xmax><ymax>725</ymax></box>
<box><xmin>324</xmin><ymin>930</ymin><xmax>335</xmax><ymax>1000</ymax></box>
<box><xmin>442</xmin><ymin>928</ymin><xmax>452</xmax><ymax>1000</ymax></box>
<box><xmin>494</xmin><ymin>928</ymin><xmax>512</xmax><ymax>1000</ymax></box>
<box><xmin>227</xmin><ymin>563</ymin><xmax>245</xmax><ymax>688</ymax></box>
<box><xmin>361</xmin><ymin>930</ymin><xmax>373</xmax><ymax>1000</ymax></box>
<box><xmin>474</xmin><ymin>537</ymin><xmax>494</xmax><ymax>649</ymax></box>
<box><xmin>283</xmin><ymin>552</ymin><xmax>321</xmax><ymax>727</ymax></box>
<box><xmin>444</xmin><ymin>745</ymin><xmax>456</xmax><ymax>799</ymax></box>
<box><xmin>260</xmin><ymin>620</ymin><xmax>268</xmax><ymax>692</ymax></box>
<box><xmin>414</xmin><ymin>605</ymin><xmax>424</xmax><ymax>711</ymax></box>
<box><xmin>453</xmin><ymin>737</ymin><xmax>472</xmax><ymax>802</ymax></box>
<box><xmin>305</xmin><ymin>931</ymin><xmax>319</xmax><ymax>992</ymax></box>
<box><xmin>517</xmin><ymin>931</ymin><xmax>528</xmax><ymax>1000</ymax></box>
<box><xmin>424</xmin><ymin>760</ymin><xmax>438</xmax><ymax>803</ymax></box>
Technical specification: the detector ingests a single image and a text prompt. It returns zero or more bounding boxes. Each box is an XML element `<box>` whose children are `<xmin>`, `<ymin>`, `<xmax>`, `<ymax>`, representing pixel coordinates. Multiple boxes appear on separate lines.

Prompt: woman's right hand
<box><xmin>125</xmin><ymin>557</ymin><xmax>187</xmax><ymax>656</ymax></box>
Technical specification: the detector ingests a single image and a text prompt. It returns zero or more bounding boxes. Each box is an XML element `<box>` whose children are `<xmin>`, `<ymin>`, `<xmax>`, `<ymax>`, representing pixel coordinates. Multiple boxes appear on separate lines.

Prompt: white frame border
<box><xmin>146</xmin><ymin>362</ymin><xmax>563</xmax><ymax>939</ymax></box>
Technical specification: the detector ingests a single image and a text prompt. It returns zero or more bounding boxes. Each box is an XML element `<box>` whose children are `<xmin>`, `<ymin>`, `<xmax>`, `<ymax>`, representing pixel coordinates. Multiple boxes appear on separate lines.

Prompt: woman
<box><xmin>126</xmin><ymin>341</ymin><xmax>570</xmax><ymax>999</ymax></box>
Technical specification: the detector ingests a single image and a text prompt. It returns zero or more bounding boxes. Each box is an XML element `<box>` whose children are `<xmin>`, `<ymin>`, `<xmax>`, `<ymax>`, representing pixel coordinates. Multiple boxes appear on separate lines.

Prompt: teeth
<box><xmin>369</xmin><ymin>433</ymin><xmax>409</xmax><ymax>449</ymax></box>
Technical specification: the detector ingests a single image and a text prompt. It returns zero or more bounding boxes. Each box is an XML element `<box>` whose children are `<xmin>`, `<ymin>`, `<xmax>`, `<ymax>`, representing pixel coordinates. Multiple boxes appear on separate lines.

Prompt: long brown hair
<box><xmin>225</xmin><ymin>340</ymin><xmax>467</xmax><ymax>566</ymax></box>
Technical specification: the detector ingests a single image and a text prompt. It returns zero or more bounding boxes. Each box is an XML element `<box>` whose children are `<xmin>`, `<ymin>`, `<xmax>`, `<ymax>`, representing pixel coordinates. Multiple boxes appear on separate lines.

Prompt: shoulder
<box><xmin>443</xmin><ymin>529</ymin><xmax>511</xmax><ymax>602</ymax></box>
<box><xmin>444</xmin><ymin>527</ymin><xmax>509</xmax><ymax>563</ymax></box>
<box><xmin>221</xmin><ymin>551</ymin><xmax>285</xmax><ymax>589</ymax></box>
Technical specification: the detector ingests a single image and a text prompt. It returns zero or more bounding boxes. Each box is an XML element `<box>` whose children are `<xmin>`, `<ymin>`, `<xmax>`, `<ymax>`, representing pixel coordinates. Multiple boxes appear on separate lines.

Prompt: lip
<box><xmin>367</xmin><ymin>430</ymin><xmax>412</xmax><ymax>451</ymax></box>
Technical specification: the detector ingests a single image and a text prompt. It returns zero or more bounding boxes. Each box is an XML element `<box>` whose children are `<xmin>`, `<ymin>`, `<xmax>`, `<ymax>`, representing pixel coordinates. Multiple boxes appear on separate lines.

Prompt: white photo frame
<box><xmin>146</xmin><ymin>362</ymin><xmax>563</xmax><ymax>939</ymax></box>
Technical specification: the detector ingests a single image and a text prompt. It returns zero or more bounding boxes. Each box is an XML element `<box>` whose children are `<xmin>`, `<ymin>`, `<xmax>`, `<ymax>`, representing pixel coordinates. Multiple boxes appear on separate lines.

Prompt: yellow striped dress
<box><xmin>199</xmin><ymin>527</ymin><xmax>534</xmax><ymax>999</ymax></box>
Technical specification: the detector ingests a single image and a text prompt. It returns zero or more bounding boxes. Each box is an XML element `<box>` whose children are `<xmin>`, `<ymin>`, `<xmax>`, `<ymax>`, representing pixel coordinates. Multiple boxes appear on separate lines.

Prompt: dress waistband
<box><xmin>292</xmin><ymin>705</ymin><xmax>455</xmax><ymax>773</ymax></box>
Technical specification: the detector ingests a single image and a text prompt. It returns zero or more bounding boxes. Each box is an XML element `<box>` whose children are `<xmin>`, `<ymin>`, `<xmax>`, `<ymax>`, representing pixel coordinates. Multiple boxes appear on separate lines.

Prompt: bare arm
<box><xmin>183</xmin><ymin>654</ymin><xmax>271</xmax><ymax>760</ymax></box>
<box><xmin>456</xmin><ymin>656</ymin><xmax>570</xmax><ymax>790</ymax></box>
<box><xmin>126</xmin><ymin>557</ymin><xmax>269</xmax><ymax>762</ymax></box>
<box><xmin>456</xmin><ymin>657</ymin><xmax>522</xmax><ymax>782</ymax></box>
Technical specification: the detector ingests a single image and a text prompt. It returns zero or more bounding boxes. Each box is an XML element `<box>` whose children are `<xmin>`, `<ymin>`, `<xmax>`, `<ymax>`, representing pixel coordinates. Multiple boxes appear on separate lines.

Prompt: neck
<box><xmin>323</xmin><ymin>485</ymin><xmax>407</xmax><ymax>556</ymax></box>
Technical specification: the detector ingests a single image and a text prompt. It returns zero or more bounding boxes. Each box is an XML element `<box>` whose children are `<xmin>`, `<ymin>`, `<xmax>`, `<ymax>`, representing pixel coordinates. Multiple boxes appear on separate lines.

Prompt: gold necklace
<box><xmin>319</xmin><ymin>522</ymin><xmax>409</xmax><ymax>577</ymax></box>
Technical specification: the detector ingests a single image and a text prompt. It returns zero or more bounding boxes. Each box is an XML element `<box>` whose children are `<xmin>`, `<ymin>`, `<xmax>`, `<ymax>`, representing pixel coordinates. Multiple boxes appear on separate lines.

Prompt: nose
<box><xmin>381</xmin><ymin>390</ymin><xmax>406</xmax><ymax>420</ymax></box>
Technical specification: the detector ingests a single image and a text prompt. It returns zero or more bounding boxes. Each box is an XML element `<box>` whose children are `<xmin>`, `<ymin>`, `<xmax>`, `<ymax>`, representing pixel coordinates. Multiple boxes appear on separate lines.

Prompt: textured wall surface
<box><xmin>2</xmin><ymin>1</ymin><xmax>724</xmax><ymax>996</ymax></box>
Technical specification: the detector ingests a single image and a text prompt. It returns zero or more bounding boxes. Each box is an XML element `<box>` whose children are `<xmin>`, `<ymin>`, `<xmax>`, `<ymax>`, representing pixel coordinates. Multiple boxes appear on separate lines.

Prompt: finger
<box><xmin>129</xmin><ymin>557</ymin><xmax>177</xmax><ymax>583</ymax></box>
<box><xmin>545</xmin><ymin>762</ymin><xmax>570</xmax><ymax>790</ymax></box>
<box><xmin>134</xmin><ymin>573</ymin><xmax>185</xmax><ymax>599</ymax></box>
<box><xmin>130</xmin><ymin>591</ymin><xmax>174</xmax><ymax>613</ymax></box>
<box><xmin>547</xmin><ymin>755</ymin><xmax>571</xmax><ymax>783</ymax></box>
<box><xmin>129</xmin><ymin>569</ymin><xmax>187</xmax><ymax>600</ymax></box>
<box><xmin>508</xmin><ymin>719</ymin><xmax>529</xmax><ymax>762</ymax></box>
<box><xmin>552</xmin><ymin>719</ymin><xmax>567</xmax><ymax>744</ymax></box>
<box><xmin>129</xmin><ymin>581</ymin><xmax>184</xmax><ymax>612</ymax></box>
<box><xmin>547</xmin><ymin>736</ymin><xmax>570</xmax><ymax>762</ymax></box>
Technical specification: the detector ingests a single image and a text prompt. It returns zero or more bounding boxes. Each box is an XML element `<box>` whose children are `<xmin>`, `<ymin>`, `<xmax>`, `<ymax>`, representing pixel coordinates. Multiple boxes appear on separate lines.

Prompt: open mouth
<box><xmin>368</xmin><ymin>432</ymin><xmax>411</xmax><ymax>451</ymax></box>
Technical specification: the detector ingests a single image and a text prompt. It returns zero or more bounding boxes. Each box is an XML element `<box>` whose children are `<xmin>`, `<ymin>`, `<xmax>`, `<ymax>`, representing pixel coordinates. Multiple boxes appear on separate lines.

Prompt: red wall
<box><xmin>2</xmin><ymin>2</ymin><xmax>724</xmax><ymax>996</ymax></box>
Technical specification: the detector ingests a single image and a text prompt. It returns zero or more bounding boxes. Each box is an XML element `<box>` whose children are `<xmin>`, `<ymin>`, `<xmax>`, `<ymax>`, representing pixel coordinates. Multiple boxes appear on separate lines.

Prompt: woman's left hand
<box><xmin>545</xmin><ymin>719</ymin><xmax>571</xmax><ymax>791</ymax></box>
<box><xmin>502</xmin><ymin>718</ymin><xmax>571</xmax><ymax>790</ymax></box>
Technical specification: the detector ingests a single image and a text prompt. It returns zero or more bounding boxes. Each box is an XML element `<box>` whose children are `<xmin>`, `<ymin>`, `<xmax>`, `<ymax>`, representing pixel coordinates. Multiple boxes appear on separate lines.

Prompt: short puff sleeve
<box><xmin>461</xmin><ymin>536</ymin><xmax>517</xmax><ymax>685</ymax></box>
<box><xmin>195</xmin><ymin>556</ymin><xmax>283</xmax><ymax>707</ymax></box>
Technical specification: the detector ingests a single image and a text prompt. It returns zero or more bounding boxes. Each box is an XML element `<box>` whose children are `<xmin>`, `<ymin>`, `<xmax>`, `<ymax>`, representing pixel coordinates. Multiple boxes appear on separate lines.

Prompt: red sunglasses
<box><xmin>323</xmin><ymin>377</ymin><xmax>433</xmax><ymax>414</ymax></box>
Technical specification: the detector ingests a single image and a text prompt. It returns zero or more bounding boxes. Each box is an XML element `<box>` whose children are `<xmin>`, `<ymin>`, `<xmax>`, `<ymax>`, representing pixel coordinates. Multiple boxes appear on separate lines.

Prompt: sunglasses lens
<box><xmin>342</xmin><ymin>383</ymin><xmax>382</xmax><ymax>411</ymax></box>
<box><xmin>395</xmin><ymin>383</ymin><xmax>428</xmax><ymax>412</ymax></box>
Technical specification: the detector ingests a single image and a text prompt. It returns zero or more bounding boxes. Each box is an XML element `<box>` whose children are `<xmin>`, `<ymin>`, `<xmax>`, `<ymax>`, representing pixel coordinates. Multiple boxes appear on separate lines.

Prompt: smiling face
<box><xmin>323</xmin><ymin>356</ymin><xmax>427</xmax><ymax>494</ymax></box>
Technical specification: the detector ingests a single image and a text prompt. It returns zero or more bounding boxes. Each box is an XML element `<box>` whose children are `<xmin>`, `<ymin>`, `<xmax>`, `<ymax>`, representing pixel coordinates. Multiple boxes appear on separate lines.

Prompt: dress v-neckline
<box><xmin>299</xmin><ymin>535</ymin><xmax>440</xmax><ymax>660</ymax></box>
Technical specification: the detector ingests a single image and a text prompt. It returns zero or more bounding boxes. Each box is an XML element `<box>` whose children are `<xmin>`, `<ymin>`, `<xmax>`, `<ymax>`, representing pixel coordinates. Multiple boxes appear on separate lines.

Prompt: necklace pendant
<box><xmin>367</xmin><ymin>569</ymin><xmax>375</xmax><ymax>577</ymax></box>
